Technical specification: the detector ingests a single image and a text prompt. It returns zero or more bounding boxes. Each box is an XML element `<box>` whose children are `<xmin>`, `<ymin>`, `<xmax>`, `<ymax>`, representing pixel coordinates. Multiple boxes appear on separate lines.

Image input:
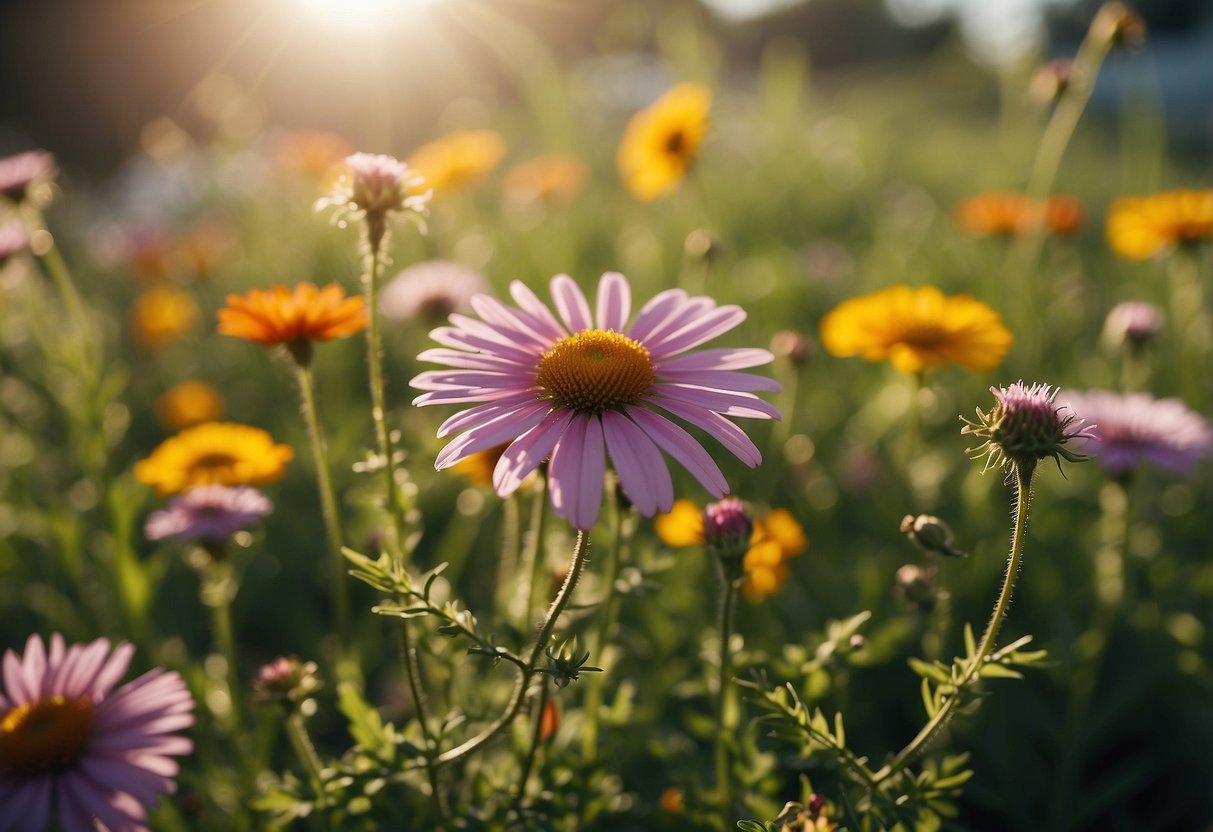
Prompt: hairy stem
<box><xmin>286</xmin><ymin>711</ymin><xmax>331</xmax><ymax>831</ymax></box>
<box><xmin>874</xmin><ymin>462</ymin><xmax>1035</xmax><ymax>783</ymax></box>
<box><xmin>514</xmin><ymin>677</ymin><xmax>551</xmax><ymax>805</ymax></box>
<box><xmin>438</xmin><ymin>531</ymin><xmax>590</xmax><ymax>766</ymax></box>
<box><xmin>580</xmin><ymin>496</ymin><xmax>628</xmax><ymax>761</ymax></box>
<box><xmin>293</xmin><ymin>363</ymin><xmax>350</xmax><ymax>649</ymax></box>
<box><xmin>715</xmin><ymin>561</ymin><xmax>739</xmax><ymax>829</ymax></box>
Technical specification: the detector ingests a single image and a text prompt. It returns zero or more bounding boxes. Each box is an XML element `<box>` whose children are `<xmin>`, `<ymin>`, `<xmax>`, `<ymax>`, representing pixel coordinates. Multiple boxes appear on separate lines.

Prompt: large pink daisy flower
<box><xmin>411</xmin><ymin>271</ymin><xmax>779</xmax><ymax>530</ymax></box>
<box><xmin>0</xmin><ymin>634</ymin><xmax>196</xmax><ymax>832</ymax></box>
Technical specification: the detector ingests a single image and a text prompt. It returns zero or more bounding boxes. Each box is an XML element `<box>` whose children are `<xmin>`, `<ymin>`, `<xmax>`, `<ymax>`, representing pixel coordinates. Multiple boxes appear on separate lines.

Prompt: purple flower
<box><xmin>962</xmin><ymin>381</ymin><xmax>1092</xmax><ymax>473</ymax></box>
<box><xmin>412</xmin><ymin>272</ymin><xmax>780</xmax><ymax>531</ymax></box>
<box><xmin>380</xmin><ymin>260</ymin><xmax>488</xmax><ymax>323</ymax></box>
<box><xmin>1061</xmin><ymin>389</ymin><xmax>1213</xmax><ymax>474</ymax></box>
<box><xmin>144</xmin><ymin>485</ymin><xmax>273</xmax><ymax>544</ymax></box>
<box><xmin>703</xmin><ymin>496</ymin><xmax>753</xmax><ymax>560</ymax></box>
<box><xmin>0</xmin><ymin>223</ymin><xmax>28</xmax><ymax>265</ymax></box>
<box><xmin>0</xmin><ymin>150</ymin><xmax>55</xmax><ymax>203</ymax></box>
<box><xmin>0</xmin><ymin>633</ymin><xmax>195</xmax><ymax>832</ymax></box>
<box><xmin>1103</xmin><ymin>301</ymin><xmax>1163</xmax><ymax>349</ymax></box>
<box><xmin>314</xmin><ymin>152</ymin><xmax>428</xmax><ymax>242</ymax></box>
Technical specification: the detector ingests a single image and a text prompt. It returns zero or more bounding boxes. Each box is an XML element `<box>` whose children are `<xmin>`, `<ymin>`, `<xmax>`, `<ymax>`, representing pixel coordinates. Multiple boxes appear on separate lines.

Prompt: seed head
<box><xmin>961</xmin><ymin>381</ymin><xmax>1092</xmax><ymax>475</ymax></box>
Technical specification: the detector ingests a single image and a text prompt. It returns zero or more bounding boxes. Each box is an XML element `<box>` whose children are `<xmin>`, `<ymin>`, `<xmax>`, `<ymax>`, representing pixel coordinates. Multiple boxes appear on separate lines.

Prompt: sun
<box><xmin>296</xmin><ymin>0</ymin><xmax>432</xmax><ymax>29</ymax></box>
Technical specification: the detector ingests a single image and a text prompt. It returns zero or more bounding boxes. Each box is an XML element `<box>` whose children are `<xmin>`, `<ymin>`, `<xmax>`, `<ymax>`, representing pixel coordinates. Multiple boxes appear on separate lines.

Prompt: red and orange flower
<box><xmin>218</xmin><ymin>283</ymin><xmax>367</xmax><ymax>361</ymax></box>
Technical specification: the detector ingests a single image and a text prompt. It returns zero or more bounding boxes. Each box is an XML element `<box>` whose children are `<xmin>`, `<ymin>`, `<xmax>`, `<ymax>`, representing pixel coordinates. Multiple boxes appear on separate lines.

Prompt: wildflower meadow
<box><xmin>1</xmin><ymin>1</ymin><xmax>1211</xmax><ymax>830</ymax></box>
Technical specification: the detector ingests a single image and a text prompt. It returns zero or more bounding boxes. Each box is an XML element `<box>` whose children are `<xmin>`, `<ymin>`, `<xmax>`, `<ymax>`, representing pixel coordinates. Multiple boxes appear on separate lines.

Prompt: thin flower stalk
<box><xmin>495</xmin><ymin>493</ymin><xmax>523</xmax><ymax>617</ymax></box>
<box><xmin>286</xmin><ymin>710</ymin><xmax>332</xmax><ymax>831</ymax></box>
<box><xmin>580</xmin><ymin>493</ymin><xmax>633</xmax><ymax>760</ymax></box>
<box><xmin>199</xmin><ymin>558</ymin><xmax>257</xmax><ymax>791</ymax></box>
<box><xmin>715</xmin><ymin>560</ymin><xmax>740</xmax><ymax>828</ymax></box>
<box><xmin>438</xmin><ymin>531</ymin><xmax>590</xmax><ymax>766</ymax></box>
<box><xmin>514</xmin><ymin>677</ymin><xmax>551</xmax><ymax>805</ymax></box>
<box><xmin>293</xmin><ymin>363</ymin><xmax>350</xmax><ymax>648</ymax></box>
<box><xmin>515</xmin><ymin>477</ymin><xmax>550</xmax><ymax>629</ymax></box>
<box><xmin>874</xmin><ymin>461</ymin><xmax>1035</xmax><ymax>783</ymax></box>
<box><xmin>394</xmin><ymin>603</ymin><xmax>447</xmax><ymax>823</ymax></box>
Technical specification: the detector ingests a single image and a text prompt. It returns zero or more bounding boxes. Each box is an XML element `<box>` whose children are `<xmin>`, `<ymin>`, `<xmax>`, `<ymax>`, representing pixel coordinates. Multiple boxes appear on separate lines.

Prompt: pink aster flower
<box><xmin>0</xmin><ymin>150</ymin><xmax>56</xmax><ymax>203</ymax></box>
<box><xmin>962</xmin><ymin>381</ymin><xmax>1092</xmax><ymax>474</ymax></box>
<box><xmin>411</xmin><ymin>272</ymin><xmax>780</xmax><ymax>531</ymax></box>
<box><xmin>381</xmin><ymin>260</ymin><xmax>488</xmax><ymax>324</ymax></box>
<box><xmin>1061</xmin><ymin>389</ymin><xmax>1213</xmax><ymax>474</ymax></box>
<box><xmin>144</xmin><ymin>485</ymin><xmax>273</xmax><ymax>545</ymax></box>
<box><xmin>314</xmin><ymin>152</ymin><xmax>428</xmax><ymax>245</ymax></box>
<box><xmin>0</xmin><ymin>633</ymin><xmax>195</xmax><ymax>832</ymax></box>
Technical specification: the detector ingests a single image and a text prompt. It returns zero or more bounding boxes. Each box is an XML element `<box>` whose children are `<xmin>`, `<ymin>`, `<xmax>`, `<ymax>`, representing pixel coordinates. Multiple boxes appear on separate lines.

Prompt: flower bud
<box><xmin>1103</xmin><ymin>301</ymin><xmax>1163</xmax><ymax>351</ymax></box>
<box><xmin>252</xmin><ymin>656</ymin><xmax>321</xmax><ymax>707</ymax></box>
<box><xmin>962</xmin><ymin>381</ymin><xmax>1091</xmax><ymax>474</ymax></box>
<box><xmin>894</xmin><ymin>563</ymin><xmax>940</xmax><ymax>610</ymax></box>
<box><xmin>900</xmin><ymin>514</ymin><xmax>965</xmax><ymax>558</ymax></box>
<box><xmin>771</xmin><ymin>329</ymin><xmax>812</xmax><ymax>365</ymax></box>
<box><xmin>703</xmin><ymin>497</ymin><xmax>752</xmax><ymax>562</ymax></box>
<box><xmin>1028</xmin><ymin>58</ymin><xmax>1074</xmax><ymax>106</ymax></box>
<box><xmin>1091</xmin><ymin>3</ymin><xmax>1146</xmax><ymax>50</ymax></box>
<box><xmin>684</xmin><ymin>228</ymin><xmax>722</xmax><ymax>265</ymax></box>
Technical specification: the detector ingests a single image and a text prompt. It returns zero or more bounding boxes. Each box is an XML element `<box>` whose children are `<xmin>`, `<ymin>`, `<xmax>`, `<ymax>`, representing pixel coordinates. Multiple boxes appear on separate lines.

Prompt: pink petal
<box><xmin>646</xmin><ymin>305</ymin><xmax>747</xmax><ymax>358</ymax></box>
<box><xmin>470</xmin><ymin>295</ymin><xmax>559</xmax><ymax>350</ymax></box>
<box><xmin>436</xmin><ymin>393</ymin><xmax>543</xmax><ymax>438</ymax></box>
<box><xmin>90</xmin><ymin>641</ymin><xmax>135</xmax><ymax>700</ymax></box>
<box><xmin>0</xmin><ymin>777</ymin><xmax>51</xmax><ymax>832</ymax></box>
<box><xmin>58</xmin><ymin>638</ymin><xmax>111</xmax><ymax>699</ymax></box>
<box><xmin>633</xmin><ymin>296</ymin><xmax>714</xmax><ymax>347</ymax></box>
<box><xmin>509</xmin><ymin>280</ymin><xmax>568</xmax><ymax>338</ymax></box>
<box><xmin>493</xmin><ymin>410</ymin><xmax>575</xmax><ymax>496</ymax></box>
<box><xmin>3</xmin><ymin>646</ymin><xmax>34</xmax><ymax>705</ymax></box>
<box><xmin>595</xmin><ymin>272</ymin><xmax>631</xmax><ymax>332</ymax></box>
<box><xmin>410</xmin><ymin>370</ymin><xmax>522</xmax><ymax>391</ymax></box>
<box><xmin>550</xmin><ymin>274</ymin><xmax>593</xmax><ymax>333</ymax></box>
<box><xmin>413</xmin><ymin>386</ymin><xmax>532</xmax><ymax>407</ymax></box>
<box><xmin>548</xmin><ymin>415</ymin><xmax>605</xmax><ymax>531</ymax></box>
<box><xmin>76</xmin><ymin>756</ymin><xmax>173</xmax><ymax>807</ymax></box>
<box><xmin>651</xmin><ymin>396</ymin><xmax>763</xmax><ymax>467</ymax></box>
<box><xmin>428</xmin><ymin>325</ymin><xmax>538</xmax><ymax>365</ymax></box>
<box><xmin>416</xmin><ymin>348</ymin><xmax>531</xmax><ymax>372</ymax></box>
<box><xmin>657</xmin><ymin>348</ymin><xmax>775</xmax><ymax>372</ymax></box>
<box><xmin>658</xmin><ymin>369</ymin><xmax>782</xmax><ymax>393</ymax></box>
<box><xmin>627</xmin><ymin>289</ymin><xmax>689</xmax><ymax>342</ymax></box>
<box><xmin>625</xmin><ymin>407</ymin><xmax>729</xmax><ymax>497</ymax></box>
<box><xmin>652</xmin><ymin>383</ymin><xmax>781</xmax><ymax>420</ymax></box>
<box><xmin>436</xmin><ymin>404</ymin><xmax>552</xmax><ymax>469</ymax></box>
<box><xmin>601</xmin><ymin>411</ymin><xmax>674</xmax><ymax>516</ymax></box>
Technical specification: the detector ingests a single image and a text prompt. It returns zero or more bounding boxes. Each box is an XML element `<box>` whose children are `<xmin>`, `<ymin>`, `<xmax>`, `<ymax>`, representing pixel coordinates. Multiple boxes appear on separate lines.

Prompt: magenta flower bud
<box><xmin>962</xmin><ymin>381</ymin><xmax>1093</xmax><ymax>474</ymax></box>
<box><xmin>253</xmin><ymin>656</ymin><xmax>321</xmax><ymax>706</ymax></box>
<box><xmin>703</xmin><ymin>496</ymin><xmax>752</xmax><ymax>561</ymax></box>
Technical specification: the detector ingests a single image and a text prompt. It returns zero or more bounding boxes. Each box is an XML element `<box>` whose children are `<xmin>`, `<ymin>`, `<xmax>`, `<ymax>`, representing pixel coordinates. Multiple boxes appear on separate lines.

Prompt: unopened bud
<box><xmin>684</xmin><ymin>228</ymin><xmax>722</xmax><ymax>264</ymax></box>
<box><xmin>703</xmin><ymin>497</ymin><xmax>752</xmax><ymax>562</ymax></box>
<box><xmin>1091</xmin><ymin>3</ymin><xmax>1145</xmax><ymax>50</ymax></box>
<box><xmin>900</xmin><ymin>514</ymin><xmax>965</xmax><ymax>558</ymax></box>
<box><xmin>252</xmin><ymin>656</ymin><xmax>322</xmax><ymax>707</ymax></box>
<box><xmin>1028</xmin><ymin>58</ymin><xmax>1074</xmax><ymax>105</ymax></box>
<box><xmin>894</xmin><ymin>563</ymin><xmax>940</xmax><ymax>610</ymax></box>
<box><xmin>771</xmin><ymin>329</ymin><xmax>812</xmax><ymax>365</ymax></box>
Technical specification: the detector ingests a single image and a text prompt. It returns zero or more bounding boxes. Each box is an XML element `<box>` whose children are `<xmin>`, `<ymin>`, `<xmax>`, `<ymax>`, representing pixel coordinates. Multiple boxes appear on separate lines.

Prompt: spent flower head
<box><xmin>315</xmin><ymin>152</ymin><xmax>429</xmax><ymax>246</ymax></box>
<box><xmin>962</xmin><ymin>381</ymin><xmax>1092</xmax><ymax>474</ymax></box>
<box><xmin>900</xmin><ymin>513</ymin><xmax>965</xmax><ymax>558</ymax></box>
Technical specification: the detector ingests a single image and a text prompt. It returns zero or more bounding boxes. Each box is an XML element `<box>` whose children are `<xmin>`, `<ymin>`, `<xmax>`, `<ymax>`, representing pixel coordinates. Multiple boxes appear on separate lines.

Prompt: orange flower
<box><xmin>1106</xmin><ymin>189</ymin><xmax>1213</xmax><ymax>260</ymax></box>
<box><xmin>272</xmin><ymin>130</ymin><xmax>354</xmax><ymax>180</ymax></box>
<box><xmin>502</xmin><ymin>154</ymin><xmax>588</xmax><ymax>207</ymax></box>
<box><xmin>130</xmin><ymin>285</ymin><xmax>198</xmax><ymax>349</ymax></box>
<box><xmin>953</xmin><ymin>192</ymin><xmax>1082</xmax><ymax>236</ymax></box>
<box><xmin>659</xmin><ymin>787</ymin><xmax>686</xmax><ymax>814</ymax></box>
<box><xmin>154</xmin><ymin>381</ymin><xmax>225</xmax><ymax>430</ymax></box>
<box><xmin>218</xmin><ymin>283</ymin><xmax>367</xmax><ymax>357</ymax></box>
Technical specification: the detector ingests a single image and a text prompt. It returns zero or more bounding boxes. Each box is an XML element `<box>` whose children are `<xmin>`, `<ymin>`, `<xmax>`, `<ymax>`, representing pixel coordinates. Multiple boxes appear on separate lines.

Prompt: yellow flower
<box><xmin>820</xmin><ymin>285</ymin><xmax>1012</xmax><ymax>375</ymax></box>
<box><xmin>154</xmin><ymin>381</ymin><xmax>225</xmax><ymax>430</ymax></box>
<box><xmin>135</xmin><ymin>422</ymin><xmax>293</xmax><ymax>497</ymax></box>
<box><xmin>451</xmin><ymin>443</ymin><xmax>509</xmax><ymax>487</ymax></box>
<box><xmin>655</xmin><ymin>500</ymin><xmax>807</xmax><ymax>601</ymax></box>
<box><xmin>130</xmin><ymin>285</ymin><xmax>199</xmax><ymax>350</ymax></box>
<box><xmin>502</xmin><ymin>153</ymin><xmax>588</xmax><ymax>206</ymax></box>
<box><xmin>616</xmin><ymin>83</ymin><xmax>711</xmax><ymax>201</ymax></box>
<box><xmin>1106</xmin><ymin>189</ymin><xmax>1213</xmax><ymax>260</ymax></box>
<box><xmin>406</xmin><ymin>130</ymin><xmax>506</xmax><ymax>197</ymax></box>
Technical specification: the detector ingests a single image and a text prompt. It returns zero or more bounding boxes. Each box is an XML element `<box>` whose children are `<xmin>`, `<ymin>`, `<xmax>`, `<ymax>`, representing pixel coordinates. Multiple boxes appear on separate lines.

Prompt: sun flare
<box><xmin>297</xmin><ymin>0</ymin><xmax>431</xmax><ymax>29</ymax></box>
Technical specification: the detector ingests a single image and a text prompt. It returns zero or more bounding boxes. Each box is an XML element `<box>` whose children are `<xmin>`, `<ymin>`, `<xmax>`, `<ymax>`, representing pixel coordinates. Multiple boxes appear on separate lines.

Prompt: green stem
<box><xmin>30</xmin><ymin>218</ymin><xmax>90</xmax><ymax>341</ymax></box>
<box><xmin>901</xmin><ymin>371</ymin><xmax>925</xmax><ymax>477</ymax></box>
<box><xmin>580</xmin><ymin>496</ymin><xmax>629</xmax><ymax>761</ymax></box>
<box><xmin>286</xmin><ymin>711</ymin><xmax>331</xmax><ymax>830</ymax></box>
<box><xmin>293</xmin><ymin>363</ymin><xmax>350</xmax><ymax>649</ymax></box>
<box><xmin>1046</xmin><ymin>475</ymin><xmax>1132</xmax><ymax>828</ymax></box>
<box><xmin>360</xmin><ymin>227</ymin><xmax>410</xmax><ymax>564</ymax></box>
<box><xmin>201</xmin><ymin>557</ymin><xmax>256</xmax><ymax>794</ymax></box>
<box><xmin>514</xmin><ymin>677</ymin><xmax>551</xmax><ymax>804</ymax></box>
<box><xmin>715</xmin><ymin>561</ymin><xmax>739</xmax><ymax>829</ymax></box>
<box><xmin>496</xmin><ymin>493</ymin><xmax>522</xmax><ymax>618</ymax></box>
<box><xmin>438</xmin><ymin>531</ymin><xmax>590</xmax><ymax>766</ymax></box>
<box><xmin>517</xmin><ymin>477</ymin><xmax>549</xmax><ymax>629</ymax></box>
<box><xmin>874</xmin><ymin>462</ymin><xmax>1035</xmax><ymax>783</ymax></box>
<box><xmin>396</xmin><ymin>607</ymin><xmax>447</xmax><ymax>824</ymax></box>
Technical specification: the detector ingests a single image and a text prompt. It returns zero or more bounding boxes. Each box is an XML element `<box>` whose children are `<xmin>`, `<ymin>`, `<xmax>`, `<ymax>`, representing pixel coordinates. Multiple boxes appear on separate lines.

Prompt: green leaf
<box><xmin>337</xmin><ymin>682</ymin><xmax>391</xmax><ymax>759</ymax></box>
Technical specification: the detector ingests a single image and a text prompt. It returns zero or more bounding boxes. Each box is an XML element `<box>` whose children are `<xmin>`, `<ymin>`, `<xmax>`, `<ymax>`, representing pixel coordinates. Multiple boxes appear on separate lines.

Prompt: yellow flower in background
<box><xmin>820</xmin><ymin>285</ymin><xmax>1012</xmax><ymax>375</ymax></box>
<box><xmin>406</xmin><ymin>130</ymin><xmax>506</xmax><ymax>197</ymax></box>
<box><xmin>154</xmin><ymin>381</ymin><xmax>225</xmax><ymax>430</ymax></box>
<box><xmin>1106</xmin><ymin>189</ymin><xmax>1213</xmax><ymax>260</ymax></box>
<box><xmin>130</xmin><ymin>285</ymin><xmax>198</xmax><ymax>349</ymax></box>
<box><xmin>135</xmin><ymin>422</ymin><xmax>293</xmax><ymax>497</ymax></box>
<box><xmin>502</xmin><ymin>153</ymin><xmax>588</xmax><ymax>207</ymax></box>
<box><xmin>617</xmin><ymin>83</ymin><xmax>711</xmax><ymax>201</ymax></box>
<box><xmin>451</xmin><ymin>443</ymin><xmax>510</xmax><ymax>487</ymax></box>
<box><xmin>655</xmin><ymin>500</ymin><xmax>807</xmax><ymax>602</ymax></box>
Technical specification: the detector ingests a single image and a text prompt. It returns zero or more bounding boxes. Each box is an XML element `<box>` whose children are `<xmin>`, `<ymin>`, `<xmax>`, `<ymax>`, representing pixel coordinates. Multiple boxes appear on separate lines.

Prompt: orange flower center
<box><xmin>897</xmin><ymin>324</ymin><xmax>947</xmax><ymax>350</ymax></box>
<box><xmin>536</xmin><ymin>330</ymin><xmax>654</xmax><ymax>412</ymax></box>
<box><xmin>0</xmin><ymin>696</ymin><xmax>95</xmax><ymax>778</ymax></box>
<box><xmin>190</xmin><ymin>452</ymin><xmax>239</xmax><ymax>475</ymax></box>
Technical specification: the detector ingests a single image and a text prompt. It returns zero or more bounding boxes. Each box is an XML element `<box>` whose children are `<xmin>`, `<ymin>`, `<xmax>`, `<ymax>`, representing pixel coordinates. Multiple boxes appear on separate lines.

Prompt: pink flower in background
<box><xmin>380</xmin><ymin>260</ymin><xmax>488</xmax><ymax>323</ymax></box>
<box><xmin>144</xmin><ymin>485</ymin><xmax>273</xmax><ymax>545</ymax></box>
<box><xmin>1061</xmin><ymin>389</ymin><xmax>1213</xmax><ymax>474</ymax></box>
<box><xmin>0</xmin><ymin>634</ymin><xmax>195</xmax><ymax>832</ymax></box>
<box><xmin>412</xmin><ymin>272</ymin><xmax>779</xmax><ymax>530</ymax></box>
<box><xmin>0</xmin><ymin>150</ymin><xmax>55</xmax><ymax>203</ymax></box>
